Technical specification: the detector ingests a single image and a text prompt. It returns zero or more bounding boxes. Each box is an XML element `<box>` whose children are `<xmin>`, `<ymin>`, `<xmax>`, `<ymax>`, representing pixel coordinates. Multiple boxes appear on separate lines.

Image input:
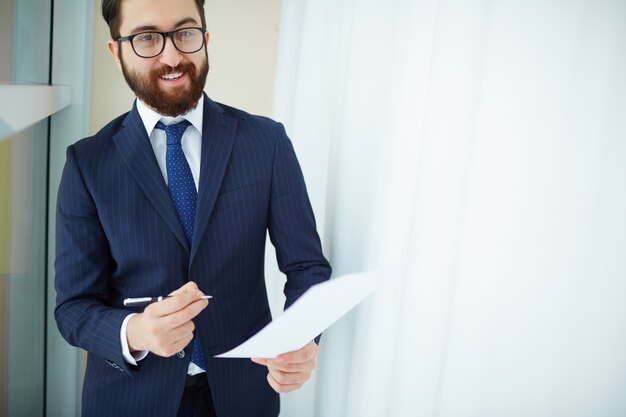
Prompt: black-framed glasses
<box><xmin>117</xmin><ymin>27</ymin><xmax>207</xmax><ymax>58</ymax></box>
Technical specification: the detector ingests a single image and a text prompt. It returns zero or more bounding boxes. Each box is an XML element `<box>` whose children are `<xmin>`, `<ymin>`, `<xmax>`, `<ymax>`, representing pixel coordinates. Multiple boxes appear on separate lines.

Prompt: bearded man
<box><xmin>53</xmin><ymin>1</ymin><xmax>331</xmax><ymax>416</ymax></box>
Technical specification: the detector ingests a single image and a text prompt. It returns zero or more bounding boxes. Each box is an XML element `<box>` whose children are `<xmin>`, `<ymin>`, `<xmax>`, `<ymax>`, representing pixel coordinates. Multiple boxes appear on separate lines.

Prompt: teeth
<box><xmin>161</xmin><ymin>72</ymin><xmax>183</xmax><ymax>80</ymax></box>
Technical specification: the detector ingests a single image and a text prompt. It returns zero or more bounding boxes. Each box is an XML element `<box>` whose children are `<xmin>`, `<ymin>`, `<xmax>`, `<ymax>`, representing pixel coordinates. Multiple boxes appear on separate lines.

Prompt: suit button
<box><xmin>177</xmin><ymin>350</ymin><xmax>185</xmax><ymax>358</ymax></box>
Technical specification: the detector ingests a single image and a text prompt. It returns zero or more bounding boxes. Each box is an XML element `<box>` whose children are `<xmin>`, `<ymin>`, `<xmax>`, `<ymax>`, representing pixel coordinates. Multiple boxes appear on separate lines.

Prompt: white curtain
<box><xmin>267</xmin><ymin>1</ymin><xmax>626</xmax><ymax>416</ymax></box>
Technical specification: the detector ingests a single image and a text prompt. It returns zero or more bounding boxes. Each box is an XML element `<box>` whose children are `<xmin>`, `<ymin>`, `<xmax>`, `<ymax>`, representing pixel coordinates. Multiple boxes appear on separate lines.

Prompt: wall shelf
<box><xmin>0</xmin><ymin>83</ymin><xmax>71</xmax><ymax>140</ymax></box>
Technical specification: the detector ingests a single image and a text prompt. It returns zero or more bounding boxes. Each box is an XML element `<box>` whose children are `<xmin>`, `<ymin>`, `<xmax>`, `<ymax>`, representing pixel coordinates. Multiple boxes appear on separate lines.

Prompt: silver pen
<box><xmin>123</xmin><ymin>295</ymin><xmax>213</xmax><ymax>307</ymax></box>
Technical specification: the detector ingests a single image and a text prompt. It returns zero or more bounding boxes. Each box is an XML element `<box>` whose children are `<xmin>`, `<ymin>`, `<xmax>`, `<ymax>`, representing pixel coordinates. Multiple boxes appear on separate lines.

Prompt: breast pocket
<box><xmin>213</xmin><ymin>183</ymin><xmax>259</xmax><ymax>213</ymax></box>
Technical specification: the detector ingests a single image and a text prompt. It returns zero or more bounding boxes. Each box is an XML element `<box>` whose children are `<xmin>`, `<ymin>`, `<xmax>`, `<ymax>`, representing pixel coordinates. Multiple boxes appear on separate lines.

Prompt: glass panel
<box><xmin>0</xmin><ymin>0</ymin><xmax>14</xmax><ymax>81</ymax></box>
<box><xmin>0</xmin><ymin>0</ymin><xmax>51</xmax><ymax>416</ymax></box>
<box><xmin>0</xmin><ymin>0</ymin><xmax>51</xmax><ymax>84</ymax></box>
<box><xmin>0</xmin><ymin>123</ymin><xmax>48</xmax><ymax>417</ymax></box>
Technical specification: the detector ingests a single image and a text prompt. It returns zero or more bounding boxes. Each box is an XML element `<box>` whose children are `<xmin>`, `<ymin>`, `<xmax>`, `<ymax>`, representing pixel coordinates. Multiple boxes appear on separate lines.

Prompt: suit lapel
<box><xmin>190</xmin><ymin>96</ymin><xmax>237</xmax><ymax>264</ymax></box>
<box><xmin>112</xmin><ymin>103</ymin><xmax>190</xmax><ymax>252</ymax></box>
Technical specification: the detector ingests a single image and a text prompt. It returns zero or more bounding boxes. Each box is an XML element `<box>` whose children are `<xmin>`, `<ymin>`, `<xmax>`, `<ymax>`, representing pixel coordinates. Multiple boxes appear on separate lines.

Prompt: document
<box><xmin>215</xmin><ymin>270</ymin><xmax>378</xmax><ymax>358</ymax></box>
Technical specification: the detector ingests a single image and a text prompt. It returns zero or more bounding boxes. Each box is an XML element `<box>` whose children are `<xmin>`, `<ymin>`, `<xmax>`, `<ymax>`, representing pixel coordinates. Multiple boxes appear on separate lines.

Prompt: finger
<box><xmin>267</xmin><ymin>372</ymin><xmax>303</xmax><ymax>394</ymax></box>
<box><xmin>153</xmin><ymin>331</ymin><xmax>194</xmax><ymax>358</ymax></box>
<box><xmin>169</xmin><ymin>328</ymin><xmax>195</xmax><ymax>351</ymax></box>
<box><xmin>148</xmin><ymin>290</ymin><xmax>205</xmax><ymax>316</ymax></box>
<box><xmin>166</xmin><ymin>319</ymin><xmax>195</xmax><ymax>343</ymax></box>
<box><xmin>276</xmin><ymin>341</ymin><xmax>319</xmax><ymax>365</ymax></box>
<box><xmin>253</xmin><ymin>343</ymin><xmax>319</xmax><ymax>372</ymax></box>
<box><xmin>268</xmin><ymin>367</ymin><xmax>311</xmax><ymax>385</ymax></box>
<box><xmin>252</xmin><ymin>357</ymin><xmax>310</xmax><ymax>374</ymax></box>
<box><xmin>161</xmin><ymin>298</ymin><xmax>208</xmax><ymax>329</ymax></box>
<box><xmin>253</xmin><ymin>343</ymin><xmax>318</xmax><ymax>369</ymax></box>
<box><xmin>143</xmin><ymin>316</ymin><xmax>196</xmax><ymax>356</ymax></box>
<box><xmin>265</xmin><ymin>357</ymin><xmax>317</xmax><ymax>373</ymax></box>
<box><xmin>168</xmin><ymin>281</ymin><xmax>200</xmax><ymax>296</ymax></box>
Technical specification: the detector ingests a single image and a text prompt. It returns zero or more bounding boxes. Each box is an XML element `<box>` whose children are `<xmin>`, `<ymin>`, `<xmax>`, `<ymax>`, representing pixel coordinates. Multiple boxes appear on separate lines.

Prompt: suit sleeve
<box><xmin>267</xmin><ymin>123</ymin><xmax>332</xmax><ymax>314</ymax></box>
<box><xmin>54</xmin><ymin>145</ymin><xmax>137</xmax><ymax>375</ymax></box>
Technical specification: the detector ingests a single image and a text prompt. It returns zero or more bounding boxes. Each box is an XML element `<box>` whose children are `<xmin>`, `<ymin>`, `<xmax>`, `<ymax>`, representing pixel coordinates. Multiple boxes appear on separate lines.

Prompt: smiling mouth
<box><xmin>160</xmin><ymin>72</ymin><xmax>184</xmax><ymax>81</ymax></box>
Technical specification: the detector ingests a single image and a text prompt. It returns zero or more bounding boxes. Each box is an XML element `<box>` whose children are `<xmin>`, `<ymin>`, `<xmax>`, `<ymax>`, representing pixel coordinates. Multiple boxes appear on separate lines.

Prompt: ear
<box><xmin>205</xmin><ymin>30</ymin><xmax>210</xmax><ymax>46</ymax></box>
<box><xmin>107</xmin><ymin>40</ymin><xmax>123</xmax><ymax>72</ymax></box>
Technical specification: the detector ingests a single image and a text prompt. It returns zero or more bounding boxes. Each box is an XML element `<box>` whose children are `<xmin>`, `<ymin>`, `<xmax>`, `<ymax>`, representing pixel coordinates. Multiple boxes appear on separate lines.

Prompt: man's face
<box><xmin>108</xmin><ymin>0</ymin><xmax>209</xmax><ymax>117</ymax></box>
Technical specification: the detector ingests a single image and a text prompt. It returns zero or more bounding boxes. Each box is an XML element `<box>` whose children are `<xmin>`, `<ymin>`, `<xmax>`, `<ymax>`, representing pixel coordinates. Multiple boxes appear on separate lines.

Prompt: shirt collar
<box><xmin>136</xmin><ymin>96</ymin><xmax>204</xmax><ymax>137</ymax></box>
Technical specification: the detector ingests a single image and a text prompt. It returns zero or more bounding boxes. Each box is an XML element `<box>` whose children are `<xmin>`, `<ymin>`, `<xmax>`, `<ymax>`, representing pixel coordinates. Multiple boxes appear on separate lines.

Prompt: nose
<box><xmin>158</xmin><ymin>35</ymin><xmax>182</xmax><ymax>67</ymax></box>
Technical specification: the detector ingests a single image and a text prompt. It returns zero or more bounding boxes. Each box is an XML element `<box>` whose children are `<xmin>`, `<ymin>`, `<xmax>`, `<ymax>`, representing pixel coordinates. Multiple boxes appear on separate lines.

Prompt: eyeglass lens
<box><xmin>132</xmin><ymin>28</ymin><xmax>204</xmax><ymax>57</ymax></box>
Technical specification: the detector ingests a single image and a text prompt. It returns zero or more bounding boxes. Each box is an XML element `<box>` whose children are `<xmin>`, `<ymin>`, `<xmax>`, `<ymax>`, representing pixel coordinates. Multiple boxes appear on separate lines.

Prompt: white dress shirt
<box><xmin>120</xmin><ymin>97</ymin><xmax>205</xmax><ymax>375</ymax></box>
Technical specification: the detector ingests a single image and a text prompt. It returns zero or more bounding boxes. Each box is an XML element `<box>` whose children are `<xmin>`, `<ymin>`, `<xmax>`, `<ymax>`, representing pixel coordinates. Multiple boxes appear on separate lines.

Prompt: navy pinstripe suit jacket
<box><xmin>54</xmin><ymin>95</ymin><xmax>331</xmax><ymax>417</ymax></box>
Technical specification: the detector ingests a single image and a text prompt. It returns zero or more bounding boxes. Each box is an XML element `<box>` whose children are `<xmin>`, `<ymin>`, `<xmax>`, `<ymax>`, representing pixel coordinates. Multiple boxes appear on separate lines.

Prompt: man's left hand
<box><xmin>251</xmin><ymin>341</ymin><xmax>319</xmax><ymax>393</ymax></box>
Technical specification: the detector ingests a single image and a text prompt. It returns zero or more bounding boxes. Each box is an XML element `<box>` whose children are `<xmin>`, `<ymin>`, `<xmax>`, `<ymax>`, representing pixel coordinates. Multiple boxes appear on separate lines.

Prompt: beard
<box><xmin>120</xmin><ymin>50</ymin><xmax>209</xmax><ymax>117</ymax></box>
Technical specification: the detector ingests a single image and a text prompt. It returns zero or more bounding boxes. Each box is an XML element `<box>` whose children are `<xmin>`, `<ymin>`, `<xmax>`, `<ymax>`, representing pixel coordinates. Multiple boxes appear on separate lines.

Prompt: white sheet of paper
<box><xmin>215</xmin><ymin>270</ymin><xmax>378</xmax><ymax>358</ymax></box>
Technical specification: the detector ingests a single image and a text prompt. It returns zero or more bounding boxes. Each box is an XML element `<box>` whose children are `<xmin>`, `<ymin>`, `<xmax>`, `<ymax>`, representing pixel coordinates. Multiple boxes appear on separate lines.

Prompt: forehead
<box><xmin>118</xmin><ymin>0</ymin><xmax>202</xmax><ymax>33</ymax></box>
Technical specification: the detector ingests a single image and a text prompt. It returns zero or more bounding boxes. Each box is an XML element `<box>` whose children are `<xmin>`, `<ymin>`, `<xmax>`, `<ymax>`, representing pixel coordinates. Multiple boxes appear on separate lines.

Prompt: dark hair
<box><xmin>102</xmin><ymin>0</ymin><xmax>207</xmax><ymax>39</ymax></box>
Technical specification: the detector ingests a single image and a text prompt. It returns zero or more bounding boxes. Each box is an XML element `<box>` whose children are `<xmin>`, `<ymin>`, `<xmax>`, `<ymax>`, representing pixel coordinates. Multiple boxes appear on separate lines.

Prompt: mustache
<box><xmin>152</xmin><ymin>61</ymin><xmax>197</xmax><ymax>78</ymax></box>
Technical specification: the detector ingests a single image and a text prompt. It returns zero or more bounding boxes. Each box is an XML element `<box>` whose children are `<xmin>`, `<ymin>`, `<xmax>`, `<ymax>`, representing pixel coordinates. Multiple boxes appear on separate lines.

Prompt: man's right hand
<box><xmin>126</xmin><ymin>281</ymin><xmax>209</xmax><ymax>357</ymax></box>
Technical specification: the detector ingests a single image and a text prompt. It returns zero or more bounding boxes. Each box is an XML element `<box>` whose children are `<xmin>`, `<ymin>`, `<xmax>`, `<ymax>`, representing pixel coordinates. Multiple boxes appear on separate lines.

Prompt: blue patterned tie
<box><xmin>155</xmin><ymin>120</ymin><xmax>206</xmax><ymax>371</ymax></box>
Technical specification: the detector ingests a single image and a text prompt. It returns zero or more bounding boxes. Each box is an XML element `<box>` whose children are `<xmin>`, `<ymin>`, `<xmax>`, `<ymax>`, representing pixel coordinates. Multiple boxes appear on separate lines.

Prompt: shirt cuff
<box><xmin>121</xmin><ymin>313</ymin><xmax>149</xmax><ymax>365</ymax></box>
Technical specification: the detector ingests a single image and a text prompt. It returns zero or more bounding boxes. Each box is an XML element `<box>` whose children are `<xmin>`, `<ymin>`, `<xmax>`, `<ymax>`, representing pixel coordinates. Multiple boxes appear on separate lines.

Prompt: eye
<box><xmin>136</xmin><ymin>33</ymin><xmax>156</xmax><ymax>42</ymax></box>
<box><xmin>176</xmin><ymin>30</ymin><xmax>193</xmax><ymax>38</ymax></box>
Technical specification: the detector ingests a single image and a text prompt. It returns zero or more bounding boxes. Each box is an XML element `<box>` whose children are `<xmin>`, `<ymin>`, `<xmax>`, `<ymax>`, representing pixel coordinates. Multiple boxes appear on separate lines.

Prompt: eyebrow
<box><xmin>129</xmin><ymin>17</ymin><xmax>199</xmax><ymax>34</ymax></box>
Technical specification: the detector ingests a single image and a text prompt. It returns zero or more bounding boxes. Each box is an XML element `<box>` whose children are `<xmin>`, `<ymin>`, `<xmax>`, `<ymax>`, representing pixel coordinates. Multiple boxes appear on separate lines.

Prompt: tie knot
<box><xmin>155</xmin><ymin>120</ymin><xmax>191</xmax><ymax>145</ymax></box>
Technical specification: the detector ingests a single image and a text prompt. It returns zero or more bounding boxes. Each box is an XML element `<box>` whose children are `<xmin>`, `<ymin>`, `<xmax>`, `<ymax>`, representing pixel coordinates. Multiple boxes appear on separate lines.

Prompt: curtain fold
<box><xmin>271</xmin><ymin>1</ymin><xmax>626</xmax><ymax>416</ymax></box>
